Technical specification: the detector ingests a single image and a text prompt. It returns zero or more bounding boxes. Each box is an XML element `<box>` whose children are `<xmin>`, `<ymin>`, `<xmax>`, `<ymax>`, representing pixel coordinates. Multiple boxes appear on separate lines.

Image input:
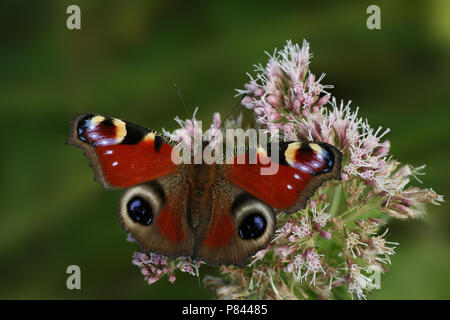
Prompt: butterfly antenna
<box><xmin>174</xmin><ymin>83</ymin><xmax>190</xmax><ymax>117</ymax></box>
<box><xmin>174</xmin><ymin>83</ymin><xmax>202</xmax><ymax>146</ymax></box>
<box><xmin>212</xmin><ymin>93</ymin><xmax>246</xmax><ymax>140</ymax></box>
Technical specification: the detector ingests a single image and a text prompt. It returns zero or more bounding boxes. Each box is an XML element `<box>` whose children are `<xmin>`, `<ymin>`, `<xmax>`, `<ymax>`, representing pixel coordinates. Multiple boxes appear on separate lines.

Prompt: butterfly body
<box><xmin>68</xmin><ymin>114</ymin><xmax>342</xmax><ymax>265</ymax></box>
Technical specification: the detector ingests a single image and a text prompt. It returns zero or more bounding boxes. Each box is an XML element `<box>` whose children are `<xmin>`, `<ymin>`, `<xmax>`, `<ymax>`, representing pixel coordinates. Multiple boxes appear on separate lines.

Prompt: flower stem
<box><xmin>329</xmin><ymin>184</ymin><xmax>342</xmax><ymax>217</ymax></box>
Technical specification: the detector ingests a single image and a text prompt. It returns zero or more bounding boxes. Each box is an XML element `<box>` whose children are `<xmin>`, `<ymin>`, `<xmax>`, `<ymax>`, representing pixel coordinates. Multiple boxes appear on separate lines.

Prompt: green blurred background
<box><xmin>0</xmin><ymin>0</ymin><xmax>449</xmax><ymax>299</ymax></box>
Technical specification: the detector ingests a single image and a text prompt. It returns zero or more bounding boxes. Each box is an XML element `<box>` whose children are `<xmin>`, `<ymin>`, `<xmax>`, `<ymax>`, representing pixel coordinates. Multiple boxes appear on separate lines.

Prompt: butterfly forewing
<box><xmin>67</xmin><ymin>114</ymin><xmax>176</xmax><ymax>189</ymax></box>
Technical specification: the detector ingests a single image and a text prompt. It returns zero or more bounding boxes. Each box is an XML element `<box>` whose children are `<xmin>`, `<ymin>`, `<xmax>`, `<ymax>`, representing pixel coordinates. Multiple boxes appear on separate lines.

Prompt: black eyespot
<box><xmin>127</xmin><ymin>196</ymin><xmax>153</xmax><ymax>225</ymax></box>
<box><xmin>238</xmin><ymin>213</ymin><xmax>267</xmax><ymax>240</ymax></box>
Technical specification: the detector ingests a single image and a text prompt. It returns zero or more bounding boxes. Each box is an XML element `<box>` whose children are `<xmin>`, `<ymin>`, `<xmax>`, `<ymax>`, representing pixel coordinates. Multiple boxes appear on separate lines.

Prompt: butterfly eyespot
<box><xmin>231</xmin><ymin>194</ymin><xmax>275</xmax><ymax>243</ymax></box>
<box><xmin>127</xmin><ymin>196</ymin><xmax>153</xmax><ymax>225</ymax></box>
<box><xmin>238</xmin><ymin>213</ymin><xmax>267</xmax><ymax>240</ymax></box>
<box><xmin>120</xmin><ymin>183</ymin><xmax>165</xmax><ymax>228</ymax></box>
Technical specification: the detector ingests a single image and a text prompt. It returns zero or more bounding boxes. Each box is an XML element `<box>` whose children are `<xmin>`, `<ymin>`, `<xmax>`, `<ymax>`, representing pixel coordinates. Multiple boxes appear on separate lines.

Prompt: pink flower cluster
<box><xmin>129</xmin><ymin>237</ymin><xmax>202</xmax><ymax>285</ymax></box>
<box><xmin>131</xmin><ymin>252</ymin><xmax>175</xmax><ymax>285</ymax></box>
<box><xmin>205</xmin><ymin>39</ymin><xmax>443</xmax><ymax>300</ymax></box>
<box><xmin>236</xmin><ymin>40</ymin><xmax>332</xmax><ymax>140</ymax></box>
<box><xmin>163</xmin><ymin>107</ymin><xmax>223</xmax><ymax>150</ymax></box>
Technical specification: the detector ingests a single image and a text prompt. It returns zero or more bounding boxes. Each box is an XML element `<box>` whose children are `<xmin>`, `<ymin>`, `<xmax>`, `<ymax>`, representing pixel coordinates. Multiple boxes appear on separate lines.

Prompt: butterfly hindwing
<box><xmin>67</xmin><ymin>114</ymin><xmax>176</xmax><ymax>189</ymax></box>
<box><xmin>119</xmin><ymin>174</ymin><xmax>194</xmax><ymax>258</ymax></box>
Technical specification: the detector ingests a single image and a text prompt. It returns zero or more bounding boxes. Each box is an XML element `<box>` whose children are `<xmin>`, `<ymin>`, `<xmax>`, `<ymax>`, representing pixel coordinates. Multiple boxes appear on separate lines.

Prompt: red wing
<box><xmin>228</xmin><ymin>141</ymin><xmax>342</xmax><ymax>213</ymax></box>
<box><xmin>156</xmin><ymin>203</ymin><xmax>187</xmax><ymax>244</ymax></box>
<box><xmin>67</xmin><ymin>114</ymin><xmax>176</xmax><ymax>189</ymax></box>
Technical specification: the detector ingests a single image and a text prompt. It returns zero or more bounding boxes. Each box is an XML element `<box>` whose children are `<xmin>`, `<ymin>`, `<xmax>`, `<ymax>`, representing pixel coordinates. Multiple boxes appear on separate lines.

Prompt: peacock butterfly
<box><xmin>67</xmin><ymin>114</ymin><xmax>342</xmax><ymax>266</ymax></box>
